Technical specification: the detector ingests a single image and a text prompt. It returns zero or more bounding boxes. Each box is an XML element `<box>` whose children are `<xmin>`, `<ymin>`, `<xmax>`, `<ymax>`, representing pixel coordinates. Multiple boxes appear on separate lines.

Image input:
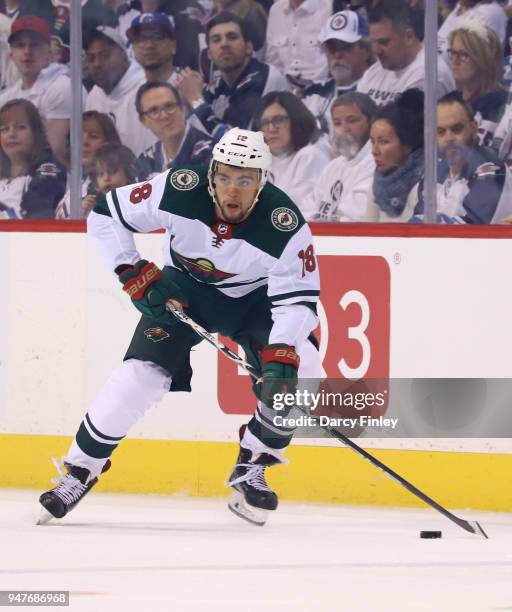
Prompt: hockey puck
<box><xmin>420</xmin><ymin>530</ymin><xmax>442</xmax><ymax>539</ymax></box>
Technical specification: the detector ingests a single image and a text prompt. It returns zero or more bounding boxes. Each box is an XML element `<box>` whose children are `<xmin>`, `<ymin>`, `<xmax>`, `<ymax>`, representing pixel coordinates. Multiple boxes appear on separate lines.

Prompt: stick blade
<box><xmin>469</xmin><ymin>520</ymin><xmax>489</xmax><ymax>539</ymax></box>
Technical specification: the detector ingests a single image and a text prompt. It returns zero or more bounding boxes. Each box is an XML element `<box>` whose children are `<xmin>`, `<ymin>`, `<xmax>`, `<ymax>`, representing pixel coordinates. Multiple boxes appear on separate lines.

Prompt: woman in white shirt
<box><xmin>252</xmin><ymin>91</ymin><xmax>331</xmax><ymax>214</ymax></box>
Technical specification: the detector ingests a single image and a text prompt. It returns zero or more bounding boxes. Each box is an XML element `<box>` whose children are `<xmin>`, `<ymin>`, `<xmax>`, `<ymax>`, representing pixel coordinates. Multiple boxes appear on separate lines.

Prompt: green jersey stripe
<box><xmin>216</xmin><ymin>276</ymin><xmax>267</xmax><ymax>288</ymax></box>
<box><xmin>76</xmin><ymin>423</ymin><xmax>120</xmax><ymax>459</ymax></box>
<box><xmin>270</xmin><ymin>289</ymin><xmax>320</xmax><ymax>302</ymax></box>
<box><xmin>256</xmin><ymin>408</ymin><xmax>296</xmax><ymax>434</ymax></box>
<box><xmin>111</xmin><ymin>189</ymin><xmax>138</xmax><ymax>232</ymax></box>
<box><xmin>286</xmin><ymin>301</ymin><xmax>318</xmax><ymax>314</ymax></box>
<box><xmin>92</xmin><ymin>196</ymin><xmax>112</xmax><ymax>218</ymax></box>
<box><xmin>85</xmin><ymin>413</ymin><xmax>125</xmax><ymax>442</ymax></box>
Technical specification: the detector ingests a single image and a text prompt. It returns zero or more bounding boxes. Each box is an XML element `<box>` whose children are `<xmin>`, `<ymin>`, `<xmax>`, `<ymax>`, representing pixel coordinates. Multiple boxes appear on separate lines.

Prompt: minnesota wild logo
<box><xmin>172</xmin><ymin>251</ymin><xmax>237</xmax><ymax>283</ymax></box>
<box><xmin>271</xmin><ymin>207</ymin><xmax>299</xmax><ymax>231</ymax></box>
<box><xmin>144</xmin><ymin>327</ymin><xmax>170</xmax><ymax>342</ymax></box>
<box><xmin>170</xmin><ymin>169</ymin><xmax>199</xmax><ymax>190</ymax></box>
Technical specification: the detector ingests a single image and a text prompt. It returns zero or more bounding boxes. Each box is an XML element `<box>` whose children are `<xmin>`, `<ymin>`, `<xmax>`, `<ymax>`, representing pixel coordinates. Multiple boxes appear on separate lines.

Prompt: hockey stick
<box><xmin>166</xmin><ymin>301</ymin><xmax>261</xmax><ymax>381</ymax></box>
<box><xmin>165</xmin><ymin>301</ymin><xmax>489</xmax><ymax>539</ymax></box>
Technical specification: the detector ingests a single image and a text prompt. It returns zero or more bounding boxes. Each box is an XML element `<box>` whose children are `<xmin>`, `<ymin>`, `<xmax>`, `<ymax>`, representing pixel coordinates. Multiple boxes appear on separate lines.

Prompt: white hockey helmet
<box><xmin>208</xmin><ymin>128</ymin><xmax>271</xmax><ymax>212</ymax></box>
<box><xmin>211</xmin><ymin>128</ymin><xmax>271</xmax><ymax>170</ymax></box>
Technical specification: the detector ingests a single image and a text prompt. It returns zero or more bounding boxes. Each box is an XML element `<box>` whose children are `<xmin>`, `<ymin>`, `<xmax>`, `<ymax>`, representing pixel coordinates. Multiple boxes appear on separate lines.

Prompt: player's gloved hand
<box><xmin>258</xmin><ymin>344</ymin><xmax>300</xmax><ymax>407</ymax></box>
<box><xmin>117</xmin><ymin>260</ymin><xmax>188</xmax><ymax>325</ymax></box>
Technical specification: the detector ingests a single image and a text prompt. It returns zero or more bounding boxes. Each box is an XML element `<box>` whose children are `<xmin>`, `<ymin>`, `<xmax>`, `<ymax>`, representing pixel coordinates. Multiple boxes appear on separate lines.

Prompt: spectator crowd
<box><xmin>1</xmin><ymin>0</ymin><xmax>512</xmax><ymax>224</ymax></box>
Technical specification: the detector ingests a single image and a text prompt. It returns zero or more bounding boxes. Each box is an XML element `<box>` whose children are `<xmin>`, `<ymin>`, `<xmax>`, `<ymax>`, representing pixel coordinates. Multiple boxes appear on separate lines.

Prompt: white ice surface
<box><xmin>1</xmin><ymin>489</ymin><xmax>511</xmax><ymax>612</ymax></box>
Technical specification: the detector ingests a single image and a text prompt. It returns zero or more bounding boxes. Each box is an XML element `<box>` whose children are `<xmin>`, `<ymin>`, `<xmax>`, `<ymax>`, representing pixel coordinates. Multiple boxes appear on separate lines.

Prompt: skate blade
<box><xmin>228</xmin><ymin>491</ymin><xmax>268</xmax><ymax>526</ymax></box>
<box><xmin>36</xmin><ymin>507</ymin><xmax>54</xmax><ymax>526</ymax></box>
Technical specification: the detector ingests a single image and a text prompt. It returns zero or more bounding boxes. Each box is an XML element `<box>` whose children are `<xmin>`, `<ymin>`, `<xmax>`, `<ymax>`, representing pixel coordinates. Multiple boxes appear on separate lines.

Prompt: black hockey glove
<box><xmin>117</xmin><ymin>260</ymin><xmax>188</xmax><ymax>325</ymax></box>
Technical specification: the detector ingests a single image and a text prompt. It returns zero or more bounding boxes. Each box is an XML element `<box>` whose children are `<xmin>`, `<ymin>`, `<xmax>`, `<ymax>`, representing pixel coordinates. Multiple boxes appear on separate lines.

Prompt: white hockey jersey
<box><xmin>87</xmin><ymin>166</ymin><xmax>320</xmax><ymax>347</ymax></box>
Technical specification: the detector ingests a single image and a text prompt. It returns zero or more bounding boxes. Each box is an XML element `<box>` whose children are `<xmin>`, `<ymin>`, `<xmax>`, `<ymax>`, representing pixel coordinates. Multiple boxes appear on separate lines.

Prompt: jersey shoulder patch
<box><xmin>169</xmin><ymin>168</ymin><xmax>201</xmax><ymax>191</ymax></box>
<box><xmin>234</xmin><ymin>182</ymin><xmax>306</xmax><ymax>258</ymax></box>
<box><xmin>159</xmin><ymin>165</ymin><xmax>214</xmax><ymax>225</ymax></box>
<box><xmin>270</xmin><ymin>206</ymin><xmax>300</xmax><ymax>232</ymax></box>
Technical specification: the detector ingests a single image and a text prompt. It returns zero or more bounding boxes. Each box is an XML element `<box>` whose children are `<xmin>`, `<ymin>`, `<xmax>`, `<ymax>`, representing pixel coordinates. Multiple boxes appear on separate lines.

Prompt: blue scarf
<box><xmin>372</xmin><ymin>149</ymin><xmax>424</xmax><ymax>217</ymax></box>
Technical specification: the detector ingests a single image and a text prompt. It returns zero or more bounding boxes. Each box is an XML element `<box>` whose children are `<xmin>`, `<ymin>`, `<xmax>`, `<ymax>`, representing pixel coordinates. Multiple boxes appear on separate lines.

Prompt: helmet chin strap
<box><xmin>208</xmin><ymin>161</ymin><xmax>267</xmax><ymax>223</ymax></box>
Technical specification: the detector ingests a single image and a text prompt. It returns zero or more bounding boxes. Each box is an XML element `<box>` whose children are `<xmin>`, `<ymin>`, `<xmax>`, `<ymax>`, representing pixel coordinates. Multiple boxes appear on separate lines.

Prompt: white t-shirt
<box><xmin>0</xmin><ymin>63</ymin><xmax>74</xmax><ymax>119</ymax></box>
<box><xmin>86</xmin><ymin>61</ymin><xmax>156</xmax><ymax>157</ymax></box>
<box><xmin>265</xmin><ymin>0</ymin><xmax>331</xmax><ymax>82</ymax></box>
<box><xmin>357</xmin><ymin>46</ymin><xmax>455</xmax><ymax>106</ymax></box>
<box><xmin>438</xmin><ymin>1</ymin><xmax>507</xmax><ymax>59</ymax></box>
<box><xmin>268</xmin><ymin>136</ymin><xmax>332</xmax><ymax>214</ymax></box>
<box><xmin>302</xmin><ymin>140</ymin><xmax>375</xmax><ymax>221</ymax></box>
<box><xmin>0</xmin><ymin>175</ymin><xmax>28</xmax><ymax>219</ymax></box>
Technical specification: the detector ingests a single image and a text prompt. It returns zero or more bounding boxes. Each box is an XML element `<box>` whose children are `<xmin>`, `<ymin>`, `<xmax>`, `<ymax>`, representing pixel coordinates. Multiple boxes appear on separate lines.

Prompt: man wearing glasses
<box><xmin>128</xmin><ymin>12</ymin><xmax>179</xmax><ymax>85</ymax></box>
<box><xmin>136</xmin><ymin>81</ymin><xmax>213</xmax><ymax>179</ymax></box>
<box><xmin>303</xmin><ymin>10</ymin><xmax>373</xmax><ymax>135</ymax></box>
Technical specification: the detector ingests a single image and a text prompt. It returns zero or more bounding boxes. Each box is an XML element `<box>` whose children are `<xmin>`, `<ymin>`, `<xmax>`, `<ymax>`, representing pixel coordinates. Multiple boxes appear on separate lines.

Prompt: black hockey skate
<box><xmin>227</xmin><ymin>447</ymin><xmax>280</xmax><ymax>526</ymax></box>
<box><xmin>38</xmin><ymin>459</ymin><xmax>111</xmax><ymax>524</ymax></box>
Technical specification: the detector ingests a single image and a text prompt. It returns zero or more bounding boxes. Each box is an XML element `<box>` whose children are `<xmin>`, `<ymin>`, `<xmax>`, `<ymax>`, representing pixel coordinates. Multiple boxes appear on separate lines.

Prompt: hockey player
<box><xmin>39</xmin><ymin>128</ymin><xmax>322</xmax><ymax>526</ymax></box>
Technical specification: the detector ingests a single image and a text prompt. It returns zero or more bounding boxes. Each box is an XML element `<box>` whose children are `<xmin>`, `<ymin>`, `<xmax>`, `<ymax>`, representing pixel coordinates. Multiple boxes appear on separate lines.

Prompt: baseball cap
<box><xmin>84</xmin><ymin>25</ymin><xmax>126</xmax><ymax>51</ymax></box>
<box><xmin>126</xmin><ymin>12</ymin><xmax>176</xmax><ymax>42</ymax></box>
<box><xmin>8</xmin><ymin>15</ymin><xmax>51</xmax><ymax>44</ymax></box>
<box><xmin>318</xmin><ymin>11</ymin><xmax>369</xmax><ymax>45</ymax></box>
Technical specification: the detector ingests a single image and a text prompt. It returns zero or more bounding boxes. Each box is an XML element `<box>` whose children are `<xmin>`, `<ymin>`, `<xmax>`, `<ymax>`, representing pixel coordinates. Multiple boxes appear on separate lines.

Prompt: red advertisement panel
<box><xmin>217</xmin><ymin>255</ymin><xmax>390</xmax><ymax>415</ymax></box>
